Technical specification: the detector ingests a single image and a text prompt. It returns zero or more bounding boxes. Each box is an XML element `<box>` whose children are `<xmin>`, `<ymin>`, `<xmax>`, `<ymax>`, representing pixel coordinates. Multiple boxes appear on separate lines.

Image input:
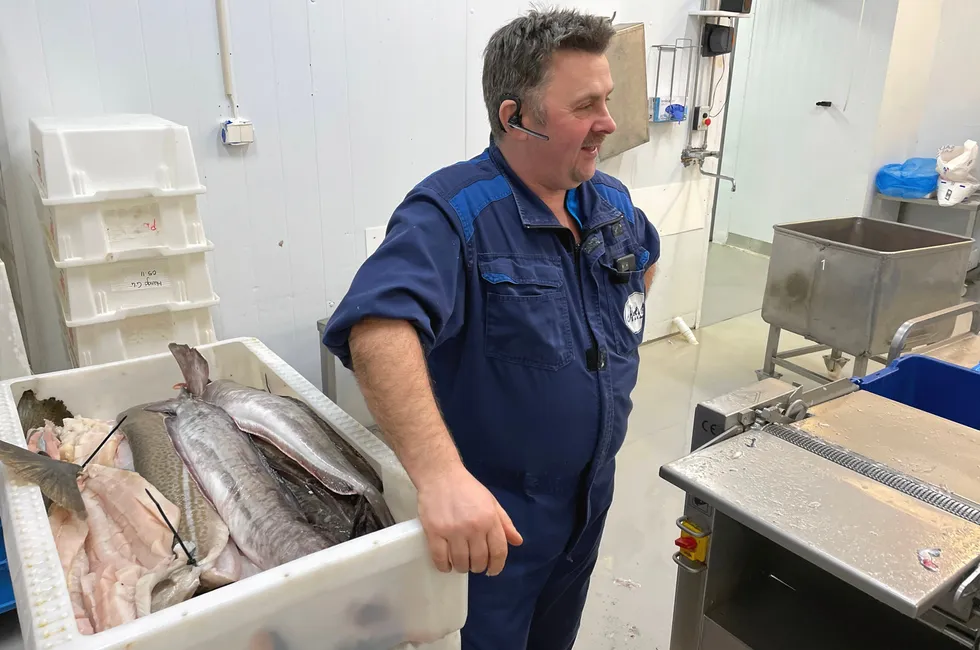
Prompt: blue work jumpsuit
<box><xmin>324</xmin><ymin>139</ymin><xmax>660</xmax><ymax>650</ymax></box>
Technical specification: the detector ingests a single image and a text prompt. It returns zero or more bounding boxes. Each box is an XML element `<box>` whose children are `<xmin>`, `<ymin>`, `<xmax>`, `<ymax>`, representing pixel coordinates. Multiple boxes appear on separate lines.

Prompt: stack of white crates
<box><xmin>30</xmin><ymin>114</ymin><xmax>219</xmax><ymax>367</ymax></box>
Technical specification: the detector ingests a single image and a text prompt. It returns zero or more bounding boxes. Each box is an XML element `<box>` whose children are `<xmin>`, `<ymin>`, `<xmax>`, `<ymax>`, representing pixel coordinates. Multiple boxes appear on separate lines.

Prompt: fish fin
<box><xmin>168</xmin><ymin>343</ymin><xmax>210</xmax><ymax>397</ymax></box>
<box><xmin>351</xmin><ymin>495</ymin><xmax>383</xmax><ymax>538</ymax></box>
<box><xmin>143</xmin><ymin>398</ymin><xmax>183</xmax><ymax>416</ymax></box>
<box><xmin>17</xmin><ymin>390</ymin><xmax>73</xmax><ymax>432</ymax></box>
<box><xmin>0</xmin><ymin>440</ymin><xmax>85</xmax><ymax>516</ymax></box>
<box><xmin>362</xmin><ymin>487</ymin><xmax>395</xmax><ymax>528</ymax></box>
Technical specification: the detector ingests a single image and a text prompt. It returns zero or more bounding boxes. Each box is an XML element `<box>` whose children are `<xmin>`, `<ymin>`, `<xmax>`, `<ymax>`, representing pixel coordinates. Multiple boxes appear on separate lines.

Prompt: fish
<box><xmin>78</xmin><ymin>464</ymin><xmax>190</xmax><ymax>632</ymax></box>
<box><xmin>17</xmin><ymin>389</ymin><xmax>72</xmax><ymax>433</ymax></box>
<box><xmin>281</xmin><ymin>396</ymin><xmax>383</xmax><ymax>493</ymax></box>
<box><xmin>149</xmin><ymin>392</ymin><xmax>333</xmax><ymax>570</ymax></box>
<box><xmin>49</xmin><ymin>505</ymin><xmax>92</xmax><ymax>634</ymax></box>
<box><xmin>168</xmin><ymin>343</ymin><xmax>394</xmax><ymax>527</ymax></box>
<box><xmin>26</xmin><ymin>420</ymin><xmax>61</xmax><ymax>459</ymax></box>
<box><xmin>116</xmin><ymin>405</ymin><xmax>233</xmax><ymax>588</ymax></box>
<box><xmin>0</xmin><ymin>439</ymin><xmax>85</xmax><ymax>514</ymax></box>
<box><xmin>253</xmin><ymin>438</ymin><xmax>382</xmax><ymax>544</ymax></box>
<box><xmin>59</xmin><ymin>418</ymin><xmax>125</xmax><ymax>468</ymax></box>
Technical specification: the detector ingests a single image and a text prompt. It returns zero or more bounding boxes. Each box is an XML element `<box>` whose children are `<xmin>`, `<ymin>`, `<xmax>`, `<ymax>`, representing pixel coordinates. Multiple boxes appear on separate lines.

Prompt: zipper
<box><xmin>575</xmin><ymin>240</ymin><xmax>603</xmax><ymax>372</ymax></box>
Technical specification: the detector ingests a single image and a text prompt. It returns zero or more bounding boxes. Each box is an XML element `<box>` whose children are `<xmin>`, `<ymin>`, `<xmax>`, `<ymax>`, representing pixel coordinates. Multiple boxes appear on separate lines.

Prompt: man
<box><xmin>324</xmin><ymin>9</ymin><xmax>659</xmax><ymax>649</ymax></box>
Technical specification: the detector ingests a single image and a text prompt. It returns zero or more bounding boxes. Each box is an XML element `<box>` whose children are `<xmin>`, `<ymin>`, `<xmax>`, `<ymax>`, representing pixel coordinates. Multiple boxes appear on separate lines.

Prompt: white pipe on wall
<box><xmin>215</xmin><ymin>0</ymin><xmax>240</xmax><ymax>118</ymax></box>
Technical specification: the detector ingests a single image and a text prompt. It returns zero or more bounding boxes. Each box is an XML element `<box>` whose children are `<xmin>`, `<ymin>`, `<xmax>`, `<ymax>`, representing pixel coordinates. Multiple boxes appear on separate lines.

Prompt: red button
<box><xmin>704</xmin><ymin>117</ymin><xmax>712</xmax><ymax>127</ymax></box>
<box><xmin>674</xmin><ymin>536</ymin><xmax>697</xmax><ymax>551</ymax></box>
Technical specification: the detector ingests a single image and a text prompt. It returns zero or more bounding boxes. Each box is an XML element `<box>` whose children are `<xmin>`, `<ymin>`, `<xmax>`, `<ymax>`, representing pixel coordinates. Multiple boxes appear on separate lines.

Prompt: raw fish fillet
<box><xmin>49</xmin><ymin>506</ymin><xmax>92</xmax><ymax>635</ymax></box>
<box><xmin>59</xmin><ymin>418</ymin><xmax>123</xmax><ymax>468</ymax></box>
<box><xmin>26</xmin><ymin>420</ymin><xmax>61</xmax><ymax>459</ymax></box>
<box><xmin>78</xmin><ymin>465</ymin><xmax>189</xmax><ymax>633</ymax></box>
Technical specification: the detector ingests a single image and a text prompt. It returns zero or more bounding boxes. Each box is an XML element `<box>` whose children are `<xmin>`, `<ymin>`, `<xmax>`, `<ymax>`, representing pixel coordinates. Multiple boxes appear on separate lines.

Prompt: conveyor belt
<box><xmin>763</xmin><ymin>422</ymin><xmax>980</xmax><ymax>526</ymax></box>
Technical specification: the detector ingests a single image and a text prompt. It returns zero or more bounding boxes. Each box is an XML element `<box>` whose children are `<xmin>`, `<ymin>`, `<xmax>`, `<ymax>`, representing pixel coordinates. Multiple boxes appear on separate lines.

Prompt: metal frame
<box><xmin>650</xmin><ymin>38</ymin><xmax>695</xmax><ymax>123</ymax></box>
<box><xmin>888</xmin><ymin>302</ymin><xmax>980</xmax><ymax>364</ymax></box>
<box><xmin>757</xmin><ymin>325</ymin><xmax>885</xmax><ymax>385</ymax></box>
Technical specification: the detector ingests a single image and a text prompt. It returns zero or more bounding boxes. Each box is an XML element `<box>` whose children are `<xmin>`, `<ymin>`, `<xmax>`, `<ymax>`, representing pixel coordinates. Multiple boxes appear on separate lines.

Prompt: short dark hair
<box><xmin>482</xmin><ymin>9</ymin><xmax>615</xmax><ymax>139</ymax></box>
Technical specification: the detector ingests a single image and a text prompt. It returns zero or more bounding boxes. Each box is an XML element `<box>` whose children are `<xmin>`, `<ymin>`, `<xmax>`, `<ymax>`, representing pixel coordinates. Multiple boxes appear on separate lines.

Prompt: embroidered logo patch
<box><xmin>624</xmin><ymin>292</ymin><xmax>645</xmax><ymax>334</ymax></box>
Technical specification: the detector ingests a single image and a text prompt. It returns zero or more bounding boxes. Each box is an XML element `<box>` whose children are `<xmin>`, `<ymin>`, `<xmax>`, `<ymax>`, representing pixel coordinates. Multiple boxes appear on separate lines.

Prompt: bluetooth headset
<box><xmin>500</xmin><ymin>94</ymin><xmax>549</xmax><ymax>141</ymax></box>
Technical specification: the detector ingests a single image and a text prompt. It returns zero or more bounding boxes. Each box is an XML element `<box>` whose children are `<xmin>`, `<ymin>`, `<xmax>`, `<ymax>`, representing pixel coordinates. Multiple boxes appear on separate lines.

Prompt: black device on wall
<box><xmin>701</xmin><ymin>23</ymin><xmax>733</xmax><ymax>57</ymax></box>
<box><xmin>719</xmin><ymin>0</ymin><xmax>751</xmax><ymax>13</ymax></box>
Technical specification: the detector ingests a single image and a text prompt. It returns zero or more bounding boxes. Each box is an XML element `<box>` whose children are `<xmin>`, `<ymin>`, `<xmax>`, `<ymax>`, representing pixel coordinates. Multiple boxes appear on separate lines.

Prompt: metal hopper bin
<box><xmin>759</xmin><ymin>216</ymin><xmax>973</xmax><ymax>383</ymax></box>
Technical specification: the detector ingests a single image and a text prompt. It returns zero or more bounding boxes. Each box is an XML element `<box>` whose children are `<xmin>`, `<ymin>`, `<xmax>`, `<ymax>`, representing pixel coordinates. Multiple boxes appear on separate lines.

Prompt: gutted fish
<box><xmin>0</xmin><ymin>439</ymin><xmax>84</xmax><ymax>514</ymax></box>
<box><xmin>169</xmin><ymin>343</ymin><xmax>394</xmax><ymax>527</ymax></box>
<box><xmin>17</xmin><ymin>389</ymin><xmax>72</xmax><ymax>433</ymax></box>
<box><xmin>117</xmin><ymin>405</ymin><xmax>233</xmax><ymax>588</ymax></box>
<box><xmin>151</xmin><ymin>392</ymin><xmax>332</xmax><ymax>570</ymax></box>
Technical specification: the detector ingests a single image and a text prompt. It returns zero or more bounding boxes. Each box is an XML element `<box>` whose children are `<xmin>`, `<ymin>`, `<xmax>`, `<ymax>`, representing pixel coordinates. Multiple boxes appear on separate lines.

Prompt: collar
<box><xmin>487</xmin><ymin>137</ymin><xmax>624</xmax><ymax>233</ymax></box>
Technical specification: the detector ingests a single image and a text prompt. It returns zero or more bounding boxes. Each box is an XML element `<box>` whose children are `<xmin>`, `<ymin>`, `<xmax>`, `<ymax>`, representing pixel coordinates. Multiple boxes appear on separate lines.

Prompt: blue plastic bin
<box><xmin>854</xmin><ymin>355</ymin><xmax>980</xmax><ymax>430</ymax></box>
<box><xmin>0</xmin><ymin>520</ymin><xmax>12</xmax><ymax>615</ymax></box>
<box><xmin>0</xmin><ymin>521</ymin><xmax>13</xmax><ymax>614</ymax></box>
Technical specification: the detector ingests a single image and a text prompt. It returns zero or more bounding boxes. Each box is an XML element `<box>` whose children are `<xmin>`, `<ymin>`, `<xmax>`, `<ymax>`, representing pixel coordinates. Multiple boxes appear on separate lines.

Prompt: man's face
<box><xmin>521</xmin><ymin>50</ymin><xmax>616</xmax><ymax>189</ymax></box>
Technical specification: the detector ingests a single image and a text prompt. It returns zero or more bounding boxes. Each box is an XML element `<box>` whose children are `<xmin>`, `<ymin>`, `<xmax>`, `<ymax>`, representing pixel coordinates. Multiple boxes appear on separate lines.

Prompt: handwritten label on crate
<box><xmin>105</xmin><ymin>206</ymin><xmax>162</xmax><ymax>242</ymax></box>
<box><xmin>110</xmin><ymin>267</ymin><xmax>170</xmax><ymax>292</ymax></box>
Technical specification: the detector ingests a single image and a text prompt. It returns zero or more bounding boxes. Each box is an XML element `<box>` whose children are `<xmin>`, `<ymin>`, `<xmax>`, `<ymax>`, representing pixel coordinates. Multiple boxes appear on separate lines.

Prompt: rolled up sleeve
<box><xmin>323</xmin><ymin>187</ymin><xmax>465</xmax><ymax>369</ymax></box>
<box><xmin>633</xmin><ymin>206</ymin><xmax>661</xmax><ymax>270</ymax></box>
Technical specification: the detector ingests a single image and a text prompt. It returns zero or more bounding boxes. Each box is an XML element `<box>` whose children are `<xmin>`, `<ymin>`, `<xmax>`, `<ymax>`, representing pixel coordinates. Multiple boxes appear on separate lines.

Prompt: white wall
<box><xmin>713</xmin><ymin>0</ymin><xmax>900</xmax><ymax>245</ymax></box>
<box><xmin>0</xmin><ymin>0</ymin><xmax>723</xmax><ymax>410</ymax></box>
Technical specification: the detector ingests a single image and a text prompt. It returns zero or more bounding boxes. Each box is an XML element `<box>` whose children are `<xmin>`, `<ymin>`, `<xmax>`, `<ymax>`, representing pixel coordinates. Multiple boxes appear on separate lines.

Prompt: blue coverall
<box><xmin>324</xmin><ymin>138</ymin><xmax>660</xmax><ymax>649</ymax></box>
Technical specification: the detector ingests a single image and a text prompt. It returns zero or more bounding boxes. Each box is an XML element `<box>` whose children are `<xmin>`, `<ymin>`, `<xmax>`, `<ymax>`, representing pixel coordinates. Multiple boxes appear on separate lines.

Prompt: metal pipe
<box><xmin>708</xmin><ymin>18</ymin><xmax>741</xmax><ymax>239</ymax></box>
<box><xmin>216</xmin><ymin>0</ymin><xmax>239</xmax><ymax>118</ymax></box>
<box><xmin>698</xmin><ymin>166</ymin><xmax>736</xmax><ymax>191</ymax></box>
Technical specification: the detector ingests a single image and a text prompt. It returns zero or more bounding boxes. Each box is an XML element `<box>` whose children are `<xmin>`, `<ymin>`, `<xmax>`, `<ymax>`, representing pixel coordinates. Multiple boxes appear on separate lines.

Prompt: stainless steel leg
<box><xmin>852</xmin><ymin>355</ymin><xmax>869</xmax><ymax>377</ymax></box>
<box><xmin>758</xmin><ymin>325</ymin><xmax>781</xmax><ymax>380</ymax></box>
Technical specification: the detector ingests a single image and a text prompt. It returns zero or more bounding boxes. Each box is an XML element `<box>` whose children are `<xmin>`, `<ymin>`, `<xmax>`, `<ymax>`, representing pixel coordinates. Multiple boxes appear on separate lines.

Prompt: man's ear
<box><xmin>497</xmin><ymin>99</ymin><xmax>521</xmax><ymax>138</ymax></box>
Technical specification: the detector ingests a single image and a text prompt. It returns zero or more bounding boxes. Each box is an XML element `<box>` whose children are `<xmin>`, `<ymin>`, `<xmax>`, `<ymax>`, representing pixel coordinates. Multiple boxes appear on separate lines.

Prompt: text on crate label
<box><xmin>110</xmin><ymin>268</ymin><xmax>171</xmax><ymax>292</ymax></box>
<box><xmin>105</xmin><ymin>206</ymin><xmax>162</xmax><ymax>241</ymax></box>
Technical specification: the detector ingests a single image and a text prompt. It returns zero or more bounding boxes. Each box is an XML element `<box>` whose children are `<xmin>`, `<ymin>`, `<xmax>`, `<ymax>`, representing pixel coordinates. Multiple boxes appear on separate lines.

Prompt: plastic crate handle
<box><xmin>888</xmin><ymin>301</ymin><xmax>980</xmax><ymax>365</ymax></box>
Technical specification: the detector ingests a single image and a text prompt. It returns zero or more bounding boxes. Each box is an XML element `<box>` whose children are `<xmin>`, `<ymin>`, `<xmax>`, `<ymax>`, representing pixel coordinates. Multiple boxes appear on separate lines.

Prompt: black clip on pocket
<box><xmin>612</xmin><ymin>253</ymin><xmax>637</xmax><ymax>284</ymax></box>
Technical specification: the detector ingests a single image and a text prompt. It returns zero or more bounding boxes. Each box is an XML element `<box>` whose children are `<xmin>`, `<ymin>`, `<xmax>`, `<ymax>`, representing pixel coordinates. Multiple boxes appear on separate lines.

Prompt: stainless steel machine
<box><xmin>663</xmin><ymin>304</ymin><xmax>980</xmax><ymax>649</ymax></box>
<box><xmin>759</xmin><ymin>216</ymin><xmax>972</xmax><ymax>383</ymax></box>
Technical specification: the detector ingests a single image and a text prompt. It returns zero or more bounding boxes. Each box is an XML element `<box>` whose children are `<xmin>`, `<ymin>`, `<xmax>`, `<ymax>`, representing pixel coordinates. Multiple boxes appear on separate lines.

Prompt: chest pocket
<box><xmin>597</xmin><ymin>238</ymin><xmax>648</xmax><ymax>355</ymax></box>
<box><xmin>479</xmin><ymin>255</ymin><xmax>573</xmax><ymax>370</ymax></box>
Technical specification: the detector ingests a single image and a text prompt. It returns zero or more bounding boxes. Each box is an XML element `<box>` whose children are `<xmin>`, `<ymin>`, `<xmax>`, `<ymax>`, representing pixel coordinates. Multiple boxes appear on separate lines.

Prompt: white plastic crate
<box><xmin>0</xmin><ymin>261</ymin><xmax>29</xmax><ymax>380</ymax></box>
<box><xmin>35</xmin><ymin>187</ymin><xmax>212</xmax><ymax>265</ymax></box>
<box><xmin>52</xmin><ymin>250</ymin><xmax>218</xmax><ymax>327</ymax></box>
<box><xmin>30</xmin><ymin>115</ymin><xmax>205</xmax><ymax>204</ymax></box>
<box><xmin>0</xmin><ymin>338</ymin><xmax>467</xmax><ymax>649</ymax></box>
<box><xmin>61</xmin><ymin>307</ymin><xmax>217</xmax><ymax>367</ymax></box>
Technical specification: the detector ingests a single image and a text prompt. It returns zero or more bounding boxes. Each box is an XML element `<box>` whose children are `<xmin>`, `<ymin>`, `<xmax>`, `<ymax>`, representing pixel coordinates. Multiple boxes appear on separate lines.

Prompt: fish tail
<box><xmin>0</xmin><ymin>440</ymin><xmax>86</xmax><ymax>516</ymax></box>
<box><xmin>168</xmin><ymin>343</ymin><xmax>210</xmax><ymax>397</ymax></box>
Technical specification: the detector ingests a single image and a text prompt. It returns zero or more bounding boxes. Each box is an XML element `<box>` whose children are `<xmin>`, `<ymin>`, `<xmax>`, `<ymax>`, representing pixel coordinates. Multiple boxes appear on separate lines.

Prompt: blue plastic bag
<box><xmin>875</xmin><ymin>157</ymin><xmax>939</xmax><ymax>199</ymax></box>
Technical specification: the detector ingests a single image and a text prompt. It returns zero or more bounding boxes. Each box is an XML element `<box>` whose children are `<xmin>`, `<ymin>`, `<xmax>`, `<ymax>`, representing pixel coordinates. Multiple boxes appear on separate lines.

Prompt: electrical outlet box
<box><xmin>364</xmin><ymin>226</ymin><xmax>385</xmax><ymax>259</ymax></box>
<box><xmin>692</xmin><ymin>107</ymin><xmax>711</xmax><ymax>131</ymax></box>
<box><xmin>221</xmin><ymin>118</ymin><xmax>254</xmax><ymax>146</ymax></box>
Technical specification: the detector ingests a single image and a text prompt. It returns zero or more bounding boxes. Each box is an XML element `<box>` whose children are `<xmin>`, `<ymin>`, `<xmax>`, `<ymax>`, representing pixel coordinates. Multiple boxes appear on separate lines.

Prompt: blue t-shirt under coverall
<box><xmin>324</xmin><ymin>138</ymin><xmax>660</xmax><ymax>650</ymax></box>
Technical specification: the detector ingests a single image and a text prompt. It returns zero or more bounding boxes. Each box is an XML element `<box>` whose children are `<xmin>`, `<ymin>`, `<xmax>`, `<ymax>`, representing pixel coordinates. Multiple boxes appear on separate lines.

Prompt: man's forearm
<box><xmin>349</xmin><ymin>318</ymin><xmax>461</xmax><ymax>485</ymax></box>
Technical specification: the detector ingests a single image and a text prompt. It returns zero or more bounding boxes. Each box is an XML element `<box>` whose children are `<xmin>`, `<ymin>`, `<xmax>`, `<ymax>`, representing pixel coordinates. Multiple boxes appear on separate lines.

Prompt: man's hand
<box><xmin>417</xmin><ymin>463</ymin><xmax>523</xmax><ymax>576</ymax></box>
